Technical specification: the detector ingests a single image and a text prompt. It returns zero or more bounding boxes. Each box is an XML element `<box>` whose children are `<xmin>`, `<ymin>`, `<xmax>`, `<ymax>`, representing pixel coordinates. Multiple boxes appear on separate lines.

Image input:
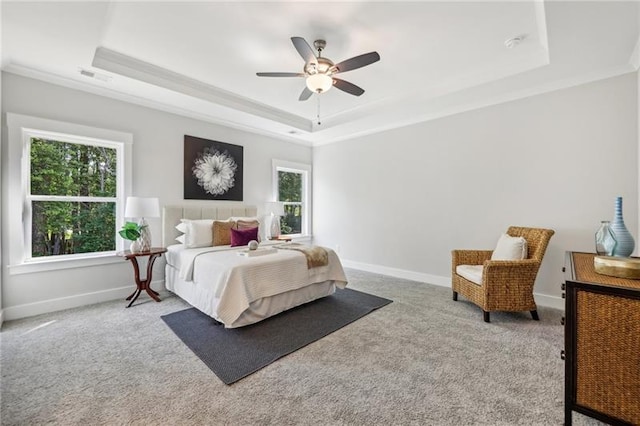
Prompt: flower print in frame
<box><xmin>184</xmin><ymin>135</ymin><xmax>243</xmax><ymax>201</ymax></box>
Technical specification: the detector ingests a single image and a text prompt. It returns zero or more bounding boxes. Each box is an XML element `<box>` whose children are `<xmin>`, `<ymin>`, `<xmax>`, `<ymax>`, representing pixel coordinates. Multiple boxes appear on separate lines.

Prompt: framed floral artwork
<box><xmin>184</xmin><ymin>135</ymin><xmax>243</xmax><ymax>201</ymax></box>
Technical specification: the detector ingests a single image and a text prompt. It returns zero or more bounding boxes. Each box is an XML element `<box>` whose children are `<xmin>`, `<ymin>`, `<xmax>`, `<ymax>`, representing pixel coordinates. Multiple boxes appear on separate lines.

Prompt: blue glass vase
<box><xmin>610</xmin><ymin>196</ymin><xmax>635</xmax><ymax>257</ymax></box>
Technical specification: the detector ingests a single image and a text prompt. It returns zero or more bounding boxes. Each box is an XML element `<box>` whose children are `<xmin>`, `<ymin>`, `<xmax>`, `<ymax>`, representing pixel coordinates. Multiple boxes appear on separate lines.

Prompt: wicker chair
<box><xmin>451</xmin><ymin>226</ymin><xmax>554</xmax><ymax>322</ymax></box>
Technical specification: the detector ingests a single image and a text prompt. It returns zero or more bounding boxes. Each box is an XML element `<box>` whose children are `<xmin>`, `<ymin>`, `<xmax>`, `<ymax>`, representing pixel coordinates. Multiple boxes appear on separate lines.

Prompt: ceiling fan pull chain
<box><xmin>317</xmin><ymin>95</ymin><xmax>321</xmax><ymax>125</ymax></box>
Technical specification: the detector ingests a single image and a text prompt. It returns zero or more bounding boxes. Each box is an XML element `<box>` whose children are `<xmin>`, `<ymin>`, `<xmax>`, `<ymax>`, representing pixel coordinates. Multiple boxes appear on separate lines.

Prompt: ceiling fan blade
<box><xmin>256</xmin><ymin>72</ymin><xmax>305</xmax><ymax>77</ymax></box>
<box><xmin>299</xmin><ymin>87</ymin><xmax>313</xmax><ymax>101</ymax></box>
<box><xmin>332</xmin><ymin>52</ymin><xmax>380</xmax><ymax>74</ymax></box>
<box><xmin>332</xmin><ymin>78</ymin><xmax>365</xmax><ymax>96</ymax></box>
<box><xmin>291</xmin><ymin>37</ymin><xmax>317</xmax><ymax>64</ymax></box>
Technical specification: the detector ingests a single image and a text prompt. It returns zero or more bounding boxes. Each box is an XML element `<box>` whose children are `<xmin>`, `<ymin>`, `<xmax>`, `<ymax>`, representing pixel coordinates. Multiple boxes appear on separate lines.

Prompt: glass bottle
<box><xmin>595</xmin><ymin>220</ymin><xmax>617</xmax><ymax>256</ymax></box>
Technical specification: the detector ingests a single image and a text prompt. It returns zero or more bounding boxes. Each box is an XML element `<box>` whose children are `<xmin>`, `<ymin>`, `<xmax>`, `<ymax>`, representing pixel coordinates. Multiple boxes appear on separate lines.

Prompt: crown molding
<box><xmin>92</xmin><ymin>47</ymin><xmax>312</xmax><ymax>132</ymax></box>
<box><xmin>2</xmin><ymin>62</ymin><xmax>312</xmax><ymax>147</ymax></box>
<box><xmin>312</xmin><ymin>65</ymin><xmax>636</xmax><ymax>147</ymax></box>
<box><xmin>534</xmin><ymin>0</ymin><xmax>549</xmax><ymax>54</ymax></box>
<box><xmin>4</xmin><ymin>61</ymin><xmax>634</xmax><ymax>149</ymax></box>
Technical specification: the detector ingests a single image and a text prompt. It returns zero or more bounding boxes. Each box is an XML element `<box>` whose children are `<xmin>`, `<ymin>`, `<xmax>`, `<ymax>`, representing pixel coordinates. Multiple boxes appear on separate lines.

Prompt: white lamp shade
<box><xmin>265</xmin><ymin>201</ymin><xmax>285</xmax><ymax>216</ymax></box>
<box><xmin>306</xmin><ymin>74</ymin><xmax>333</xmax><ymax>93</ymax></box>
<box><xmin>124</xmin><ymin>196</ymin><xmax>160</xmax><ymax>218</ymax></box>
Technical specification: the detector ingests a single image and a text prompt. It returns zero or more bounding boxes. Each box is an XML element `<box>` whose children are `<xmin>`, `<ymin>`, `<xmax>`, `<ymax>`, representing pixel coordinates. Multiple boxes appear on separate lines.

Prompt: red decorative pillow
<box><xmin>230</xmin><ymin>227</ymin><xmax>259</xmax><ymax>247</ymax></box>
<box><xmin>236</xmin><ymin>219</ymin><xmax>261</xmax><ymax>242</ymax></box>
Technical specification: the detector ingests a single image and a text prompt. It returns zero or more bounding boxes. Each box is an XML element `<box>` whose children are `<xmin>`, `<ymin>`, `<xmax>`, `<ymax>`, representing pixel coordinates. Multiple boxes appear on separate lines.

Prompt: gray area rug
<box><xmin>161</xmin><ymin>288</ymin><xmax>392</xmax><ymax>385</ymax></box>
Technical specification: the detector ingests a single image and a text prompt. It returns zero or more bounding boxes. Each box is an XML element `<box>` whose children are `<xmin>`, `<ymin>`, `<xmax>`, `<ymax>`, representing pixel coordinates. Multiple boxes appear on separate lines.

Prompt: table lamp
<box><xmin>265</xmin><ymin>201</ymin><xmax>285</xmax><ymax>239</ymax></box>
<box><xmin>124</xmin><ymin>196</ymin><xmax>160</xmax><ymax>251</ymax></box>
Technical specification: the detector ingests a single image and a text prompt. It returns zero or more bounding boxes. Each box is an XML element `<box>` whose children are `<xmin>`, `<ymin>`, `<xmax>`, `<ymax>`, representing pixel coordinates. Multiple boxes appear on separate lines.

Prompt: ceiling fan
<box><xmin>256</xmin><ymin>37</ymin><xmax>380</xmax><ymax>101</ymax></box>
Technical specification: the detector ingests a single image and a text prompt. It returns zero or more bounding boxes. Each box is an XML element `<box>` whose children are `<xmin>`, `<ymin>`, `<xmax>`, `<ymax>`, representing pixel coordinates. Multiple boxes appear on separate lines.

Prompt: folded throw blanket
<box><xmin>274</xmin><ymin>243</ymin><xmax>329</xmax><ymax>269</ymax></box>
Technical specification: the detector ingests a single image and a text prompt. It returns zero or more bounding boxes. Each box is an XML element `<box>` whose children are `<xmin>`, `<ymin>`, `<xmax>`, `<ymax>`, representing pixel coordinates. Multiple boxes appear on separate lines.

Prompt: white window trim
<box><xmin>5</xmin><ymin>113</ymin><xmax>132</xmax><ymax>275</ymax></box>
<box><xmin>272</xmin><ymin>159</ymin><xmax>311</xmax><ymax>238</ymax></box>
<box><xmin>24</xmin><ymin>130</ymin><xmax>122</xmax><ymax>261</ymax></box>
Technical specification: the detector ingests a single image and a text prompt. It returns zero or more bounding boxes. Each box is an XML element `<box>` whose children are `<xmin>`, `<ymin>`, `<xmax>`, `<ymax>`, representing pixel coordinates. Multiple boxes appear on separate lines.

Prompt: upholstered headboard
<box><xmin>162</xmin><ymin>205</ymin><xmax>257</xmax><ymax>247</ymax></box>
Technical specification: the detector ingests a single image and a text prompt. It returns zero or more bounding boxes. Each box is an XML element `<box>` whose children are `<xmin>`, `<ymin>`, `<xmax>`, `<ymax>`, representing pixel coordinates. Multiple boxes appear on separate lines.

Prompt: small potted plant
<box><xmin>119</xmin><ymin>221</ymin><xmax>145</xmax><ymax>253</ymax></box>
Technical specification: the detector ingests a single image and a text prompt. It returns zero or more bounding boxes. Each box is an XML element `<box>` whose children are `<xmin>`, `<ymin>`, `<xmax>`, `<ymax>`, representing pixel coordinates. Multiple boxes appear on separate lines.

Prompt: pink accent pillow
<box><xmin>230</xmin><ymin>227</ymin><xmax>259</xmax><ymax>247</ymax></box>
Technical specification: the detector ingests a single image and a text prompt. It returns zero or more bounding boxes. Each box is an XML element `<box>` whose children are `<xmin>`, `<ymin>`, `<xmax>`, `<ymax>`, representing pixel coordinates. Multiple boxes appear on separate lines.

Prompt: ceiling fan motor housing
<box><xmin>305</xmin><ymin>57</ymin><xmax>334</xmax><ymax>76</ymax></box>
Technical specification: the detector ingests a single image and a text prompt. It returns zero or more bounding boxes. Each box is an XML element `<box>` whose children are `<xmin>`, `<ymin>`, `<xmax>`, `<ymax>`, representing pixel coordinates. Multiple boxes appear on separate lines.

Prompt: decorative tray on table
<box><xmin>594</xmin><ymin>255</ymin><xmax>640</xmax><ymax>279</ymax></box>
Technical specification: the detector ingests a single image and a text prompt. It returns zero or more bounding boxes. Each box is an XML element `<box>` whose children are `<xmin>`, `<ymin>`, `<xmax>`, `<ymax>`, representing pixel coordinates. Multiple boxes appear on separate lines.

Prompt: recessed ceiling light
<box><xmin>78</xmin><ymin>67</ymin><xmax>112</xmax><ymax>83</ymax></box>
<box><xmin>504</xmin><ymin>35</ymin><xmax>526</xmax><ymax>49</ymax></box>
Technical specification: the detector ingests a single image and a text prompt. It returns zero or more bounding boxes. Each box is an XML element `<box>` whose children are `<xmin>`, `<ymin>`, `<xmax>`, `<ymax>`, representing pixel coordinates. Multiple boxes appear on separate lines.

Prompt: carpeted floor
<box><xmin>1</xmin><ymin>269</ymin><xmax>602</xmax><ymax>425</ymax></box>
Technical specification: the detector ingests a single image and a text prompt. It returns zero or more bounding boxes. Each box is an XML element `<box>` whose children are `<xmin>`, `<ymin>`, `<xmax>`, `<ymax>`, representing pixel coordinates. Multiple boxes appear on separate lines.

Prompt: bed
<box><xmin>162</xmin><ymin>205</ymin><xmax>348</xmax><ymax>328</ymax></box>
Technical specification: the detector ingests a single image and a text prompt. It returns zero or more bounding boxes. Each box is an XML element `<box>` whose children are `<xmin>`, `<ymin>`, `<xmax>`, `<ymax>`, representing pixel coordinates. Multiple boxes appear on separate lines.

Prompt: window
<box><xmin>27</xmin><ymin>135</ymin><xmax>119</xmax><ymax>258</ymax></box>
<box><xmin>273</xmin><ymin>160</ymin><xmax>311</xmax><ymax>237</ymax></box>
<box><xmin>7</xmin><ymin>113</ymin><xmax>132</xmax><ymax>272</ymax></box>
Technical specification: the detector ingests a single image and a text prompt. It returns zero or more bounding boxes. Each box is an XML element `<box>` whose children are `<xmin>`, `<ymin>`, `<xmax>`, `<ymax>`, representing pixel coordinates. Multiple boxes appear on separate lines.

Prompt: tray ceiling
<box><xmin>2</xmin><ymin>1</ymin><xmax>639</xmax><ymax>145</ymax></box>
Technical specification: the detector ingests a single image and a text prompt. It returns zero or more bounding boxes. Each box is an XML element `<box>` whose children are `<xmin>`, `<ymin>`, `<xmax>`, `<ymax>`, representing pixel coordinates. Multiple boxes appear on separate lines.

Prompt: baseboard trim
<box><xmin>533</xmin><ymin>293</ymin><xmax>564</xmax><ymax>310</ymax></box>
<box><xmin>342</xmin><ymin>259</ymin><xmax>563</xmax><ymax>310</ymax></box>
<box><xmin>3</xmin><ymin>279</ymin><xmax>165</xmax><ymax>321</ymax></box>
<box><xmin>342</xmin><ymin>259</ymin><xmax>451</xmax><ymax>288</ymax></box>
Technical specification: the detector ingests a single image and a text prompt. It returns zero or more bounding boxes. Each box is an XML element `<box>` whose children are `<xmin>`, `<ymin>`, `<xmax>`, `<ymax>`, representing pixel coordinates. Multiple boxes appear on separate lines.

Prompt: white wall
<box><xmin>313</xmin><ymin>73</ymin><xmax>638</xmax><ymax>307</ymax></box>
<box><xmin>1</xmin><ymin>72</ymin><xmax>311</xmax><ymax>319</ymax></box>
<box><xmin>2</xmin><ymin>71</ymin><xmax>637</xmax><ymax>319</ymax></box>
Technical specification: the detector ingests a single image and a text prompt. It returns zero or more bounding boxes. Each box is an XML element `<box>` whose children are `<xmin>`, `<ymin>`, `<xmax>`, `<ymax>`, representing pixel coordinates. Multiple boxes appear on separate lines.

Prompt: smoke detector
<box><xmin>504</xmin><ymin>35</ymin><xmax>526</xmax><ymax>49</ymax></box>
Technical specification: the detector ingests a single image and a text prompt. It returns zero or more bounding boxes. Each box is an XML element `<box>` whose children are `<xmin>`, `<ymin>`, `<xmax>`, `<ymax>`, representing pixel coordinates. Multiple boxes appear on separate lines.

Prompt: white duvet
<box><xmin>166</xmin><ymin>244</ymin><xmax>348</xmax><ymax>326</ymax></box>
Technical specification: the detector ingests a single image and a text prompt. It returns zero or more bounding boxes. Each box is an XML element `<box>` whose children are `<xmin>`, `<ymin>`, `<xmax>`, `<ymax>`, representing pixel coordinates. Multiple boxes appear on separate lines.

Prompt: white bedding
<box><xmin>167</xmin><ymin>240</ymin><xmax>279</xmax><ymax>281</ymax></box>
<box><xmin>165</xmin><ymin>243</ymin><xmax>348</xmax><ymax>327</ymax></box>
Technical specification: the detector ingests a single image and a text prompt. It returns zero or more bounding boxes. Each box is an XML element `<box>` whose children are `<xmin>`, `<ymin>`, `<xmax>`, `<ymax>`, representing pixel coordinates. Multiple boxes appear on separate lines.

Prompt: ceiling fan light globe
<box><xmin>306</xmin><ymin>74</ymin><xmax>333</xmax><ymax>93</ymax></box>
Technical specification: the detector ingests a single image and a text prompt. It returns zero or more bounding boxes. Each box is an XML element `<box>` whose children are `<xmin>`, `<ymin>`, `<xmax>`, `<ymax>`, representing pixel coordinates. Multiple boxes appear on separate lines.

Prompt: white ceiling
<box><xmin>2</xmin><ymin>1</ymin><xmax>639</xmax><ymax>146</ymax></box>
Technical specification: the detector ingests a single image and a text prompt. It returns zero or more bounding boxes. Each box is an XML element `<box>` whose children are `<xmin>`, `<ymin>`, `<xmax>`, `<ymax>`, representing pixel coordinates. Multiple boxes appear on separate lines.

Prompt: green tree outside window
<box><xmin>30</xmin><ymin>138</ymin><xmax>117</xmax><ymax>257</ymax></box>
<box><xmin>278</xmin><ymin>171</ymin><xmax>303</xmax><ymax>235</ymax></box>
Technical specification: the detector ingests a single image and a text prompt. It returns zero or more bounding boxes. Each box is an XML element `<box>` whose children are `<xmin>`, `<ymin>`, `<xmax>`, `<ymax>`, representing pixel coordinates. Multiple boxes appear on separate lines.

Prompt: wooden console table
<box><xmin>563</xmin><ymin>252</ymin><xmax>640</xmax><ymax>425</ymax></box>
<box><xmin>120</xmin><ymin>247</ymin><xmax>167</xmax><ymax>308</ymax></box>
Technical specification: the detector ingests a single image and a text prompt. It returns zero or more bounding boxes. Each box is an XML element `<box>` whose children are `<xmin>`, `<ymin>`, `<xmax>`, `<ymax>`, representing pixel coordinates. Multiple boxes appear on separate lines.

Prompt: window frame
<box><xmin>25</xmin><ymin>130</ymin><xmax>121</xmax><ymax>260</ymax></box>
<box><xmin>272</xmin><ymin>159</ymin><xmax>311</xmax><ymax>238</ymax></box>
<box><xmin>6</xmin><ymin>113</ymin><xmax>132</xmax><ymax>275</ymax></box>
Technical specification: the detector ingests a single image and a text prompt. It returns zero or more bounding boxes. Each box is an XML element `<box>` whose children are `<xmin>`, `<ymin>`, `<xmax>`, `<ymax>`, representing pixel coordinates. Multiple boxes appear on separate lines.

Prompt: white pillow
<box><xmin>491</xmin><ymin>234</ymin><xmax>528</xmax><ymax>260</ymax></box>
<box><xmin>178</xmin><ymin>219</ymin><xmax>214</xmax><ymax>248</ymax></box>
<box><xmin>175</xmin><ymin>234</ymin><xmax>186</xmax><ymax>244</ymax></box>
<box><xmin>175</xmin><ymin>222</ymin><xmax>188</xmax><ymax>234</ymax></box>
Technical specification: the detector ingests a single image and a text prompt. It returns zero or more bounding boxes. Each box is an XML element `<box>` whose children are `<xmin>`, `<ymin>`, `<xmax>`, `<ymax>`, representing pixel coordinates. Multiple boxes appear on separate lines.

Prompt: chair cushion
<box><xmin>456</xmin><ymin>265</ymin><xmax>483</xmax><ymax>285</ymax></box>
<box><xmin>491</xmin><ymin>233</ymin><xmax>528</xmax><ymax>260</ymax></box>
